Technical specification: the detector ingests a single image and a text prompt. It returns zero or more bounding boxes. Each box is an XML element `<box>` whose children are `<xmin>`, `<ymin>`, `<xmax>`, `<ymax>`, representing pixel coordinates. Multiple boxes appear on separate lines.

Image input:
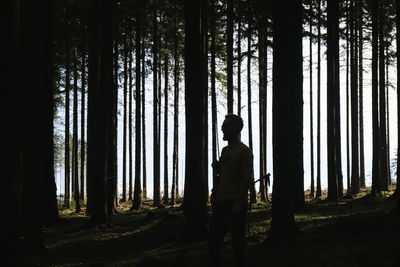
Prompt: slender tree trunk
<box><xmin>163</xmin><ymin>52</ymin><xmax>169</xmax><ymax>205</ymax></box>
<box><xmin>153</xmin><ymin>0</ymin><xmax>161</xmax><ymax>206</ymax></box>
<box><xmin>122</xmin><ymin>31</ymin><xmax>128</xmax><ymax>203</ymax></box>
<box><xmin>172</xmin><ymin>0</ymin><xmax>179</xmax><ymax>204</ymax></box>
<box><xmin>142</xmin><ymin>40</ymin><xmax>147</xmax><ymax>200</ymax></box>
<box><xmin>346</xmin><ymin>0</ymin><xmax>351</xmax><ymax>194</ymax></box>
<box><xmin>113</xmin><ymin>25</ymin><xmax>119</xmax><ymax>207</ymax></box>
<box><xmin>309</xmin><ymin>1</ymin><xmax>315</xmax><ymax>198</ymax></box>
<box><xmin>247</xmin><ymin>0</ymin><xmax>256</xmax><ymax>203</ymax></box>
<box><xmin>359</xmin><ymin>0</ymin><xmax>366</xmax><ymax>189</ymax></box>
<box><xmin>258</xmin><ymin>4</ymin><xmax>267</xmax><ymax>202</ymax></box>
<box><xmin>270</xmin><ymin>0</ymin><xmax>302</xmax><ymax>242</ymax></box>
<box><xmin>237</xmin><ymin>5</ymin><xmax>242</xmax><ymax>116</ymax></box>
<box><xmin>81</xmin><ymin>51</ymin><xmax>86</xmax><ymax>200</ymax></box>
<box><xmin>350</xmin><ymin>0</ymin><xmax>360</xmax><ymax>195</ymax></box>
<box><xmin>227</xmin><ymin>0</ymin><xmax>233</xmax><ymax>113</ymax></box>
<box><xmin>132</xmin><ymin>3</ymin><xmax>142</xmax><ymax>210</ymax></box>
<box><xmin>73</xmin><ymin>47</ymin><xmax>81</xmax><ymax>212</ymax></box>
<box><xmin>379</xmin><ymin>5</ymin><xmax>389</xmax><ymax>191</ymax></box>
<box><xmin>386</xmin><ymin>47</ymin><xmax>391</xmax><ymax>186</ymax></box>
<box><xmin>371</xmin><ymin>0</ymin><xmax>381</xmax><ymax>197</ymax></box>
<box><xmin>210</xmin><ymin>0</ymin><xmax>218</xmax><ymax>194</ymax></box>
<box><xmin>128</xmin><ymin>38</ymin><xmax>133</xmax><ymax>201</ymax></box>
<box><xmin>316</xmin><ymin>0</ymin><xmax>322</xmax><ymax>198</ymax></box>
<box><xmin>64</xmin><ymin>39</ymin><xmax>71</xmax><ymax>208</ymax></box>
<box><xmin>396</xmin><ymin>0</ymin><xmax>400</xmax><ymax>197</ymax></box>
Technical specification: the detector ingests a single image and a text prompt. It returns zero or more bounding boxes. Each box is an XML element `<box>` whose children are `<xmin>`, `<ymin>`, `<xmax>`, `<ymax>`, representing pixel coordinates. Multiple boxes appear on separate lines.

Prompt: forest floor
<box><xmin>24</xmin><ymin>186</ymin><xmax>400</xmax><ymax>267</ymax></box>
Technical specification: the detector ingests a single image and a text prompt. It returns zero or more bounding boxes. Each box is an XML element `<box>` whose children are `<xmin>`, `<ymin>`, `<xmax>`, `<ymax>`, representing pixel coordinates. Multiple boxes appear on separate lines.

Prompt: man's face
<box><xmin>221</xmin><ymin>118</ymin><xmax>239</xmax><ymax>141</ymax></box>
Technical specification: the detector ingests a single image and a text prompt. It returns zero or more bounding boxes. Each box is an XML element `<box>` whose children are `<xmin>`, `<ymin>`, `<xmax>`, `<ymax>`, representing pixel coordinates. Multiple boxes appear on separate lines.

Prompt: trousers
<box><xmin>209</xmin><ymin>200</ymin><xmax>247</xmax><ymax>267</ymax></box>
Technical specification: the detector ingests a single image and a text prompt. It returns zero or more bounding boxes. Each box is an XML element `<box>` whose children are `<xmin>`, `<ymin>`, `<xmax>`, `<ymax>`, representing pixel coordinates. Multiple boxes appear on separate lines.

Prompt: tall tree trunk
<box><xmin>350</xmin><ymin>0</ymin><xmax>360</xmax><ymax>195</ymax></box>
<box><xmin>316</xmin><ymin>0</ymin><xmax>322</xmax><ymax>198</ymax></box>
<box><xmin>371</xmin><ymin>0</ymin><xmax>381</xmax><ymax>197</ymax></box>
<box><xmin>153</xmin><ymin>0</ymin><xmax>161</xmax><ymax>206</ymax></box>
<box><xmin>346</xmin><ymin>0</ymin><xmax>351</xmax><ymax>194</ymax></box>
<box><xmin>309</xmin><ymin>1</ymin><xmax>315</xmax><ymax>198</ymax></box>
<box><xmin>142</xmin><ymin>40</ymin><xmax>147</xmax><ymax>200</ymax></box>
<box><xmin>41</xmin><ymin>0</ymin><xmax>59</xmax><ymax>225</ymax></box>
<box><xmin>237</xmin><ymin>4</ymin><xmax>242</xmax><ymax>116</ymax></box>
<box><xmin>132</xmin><ymin>3</ymin><xmax>142</xmax><ymax>210</ymax></box>
<box><xmin>163</xmin><ymin>52</ymin><xmax>169</xmax><ymax>205</ymax></box>
<box><xmin>227</xmin><ymin>0</ymin><xmax>233</xmax><ymax>113</ymax></box>
<box><xmin>81</xmin><ymin>50</ymin><xmax>86</xmax><ymax>201</ymax></box>
<box><xmin>247</xmin><ymin>0</ymin><xmax>257</xmax><ymax>204</ymax></box>
<box><xmin>172</xmin><ymin>0</ymin><xmax>179</xmax><ymax>204</ymax></box>
<box><xmin>327</xmin><ymin>0</ymin><xmax>340</xmax><ymax>201</ymax></box>
<box><xmin>128</xmin><ymin>38</ymin><xmax>133</xmax><ymax>201</ymax></box>
<box><xmin>113</xmin><ymin>25</ymin><xmax>119</xmax><ymax>207</ymax></box>
<box><xmin>183</xmin><ymin>0</ymin><xmax>208</xmax><ymax>240</ymax></box>
<box><xmin>64</xmin><ymin>39</ymin><xmax>71</xmax><ymax>208</ymax></box>
<box><xmin>202</xmin><ymin>0</ymin><xmax>209</xmax><ymax>203</ymax></box>
<box><xmin>87</xmin><ymin>0</ymin><xmax>113</xmax><ymax>225</ymax></box>
<box><xmin>73</xmin><ymin>48</ymin><xmax>81</xmax><ymax>213</ymax></box>
<box><xmin>122</xmin><ymin>31</ymin><xmax>128</xmax><ymax>203</ymax></box>
<box><xmin>386</xmin><ymin>48</ymin><xmax>391</xmax><ymax>186</ymax></box>
<box><xmin>270</xmin><ymin>0</ymin><xmax>302</xmax><ymax>242</ymax></box>
<box><xmin>396</xmin><ymin>0</ymin><xmax>400</xmax><ymax>197</ymax></box>
<box><xmin>3</xmin><ymin>0</ymin><xmax>23</xmax><ymax>262</ymax></box>
<box><xmin>359</xmin><ymin>0</ymin><xmax>366</xmax><ymax>189</ymax></box>
<box><xmin>258</xmin><ymin>3</ymin><xmax>267</xmax><ymax>202</ymax></box>
<box><xmin>379</xmin><ymin>5</ymin><xmax>389</xmax><ymax>191</ymax></box>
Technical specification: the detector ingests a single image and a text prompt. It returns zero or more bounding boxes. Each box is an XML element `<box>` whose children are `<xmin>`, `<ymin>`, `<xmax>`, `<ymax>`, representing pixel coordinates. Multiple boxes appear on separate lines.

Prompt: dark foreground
<box><xmin>24</xmin><ymin>187</ymin><xmax>400</xmax><ymax>266</ymax></box>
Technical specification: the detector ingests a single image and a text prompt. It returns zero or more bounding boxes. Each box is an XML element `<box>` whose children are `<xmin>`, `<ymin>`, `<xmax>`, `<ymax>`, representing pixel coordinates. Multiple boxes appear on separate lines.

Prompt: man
<box><xmin>209</xmin><ymin>114</ymin><xmax>253</xmax><ymax>267</ymax></box>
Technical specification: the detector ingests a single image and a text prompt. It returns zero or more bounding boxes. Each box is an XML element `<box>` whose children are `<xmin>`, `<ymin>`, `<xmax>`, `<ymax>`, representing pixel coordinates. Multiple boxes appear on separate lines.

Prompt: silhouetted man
<box><xmin>209</xmin><ymin>114</ymin><xmax>253</xmax><ymax>267</ymax></box>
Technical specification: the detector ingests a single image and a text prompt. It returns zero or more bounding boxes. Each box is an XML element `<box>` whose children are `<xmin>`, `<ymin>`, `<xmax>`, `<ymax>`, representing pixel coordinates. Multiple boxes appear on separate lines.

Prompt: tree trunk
<box><xmin>172</xmin><ymin>0</ymin><xmax>179</xmax><ymax>204</ymax></box>
<box><xmin>316</xmin><ymin>0</ymin><xmax>322</xmax><ymax>198</ymax></box>
<box><xmin>73</xmin><ymin>47</ymin><xmax>81</xmax><ymax>213</ymax></box>
<box><xmin>87</xmin><ymin>0</ymin><xmax>113</xmax><ymax>225</ymax></box>
<box><xmin>350</xmin><ymin>0</ymin><xmax>360</xmax><ymax>195</ymax></box>
<box><xmin>142</xmin><ymin>40</ymin><xmax>147</xmax><ymax>200</ymax></box>
<box><xmin>270</xmin><ymin>0</ymin><xmax>302</xmax><ymax>242</ymax></box>
<box><xmin>153</xmin><ymin>0</ymin><xmax>161</xmax><ymax>206</ymax></box>
<box><xmin>163</xmin><ymin>52</ymin><xmax>169</xmax><ymax>205</ymax></box>
<box><xmin>358</xmin><ymin>0</ymin><xmax>366</xmax><ymax>189</ymax></box>
<box><xmin>237</xmin><ymin>4</ymin><xmax>242</xmax><ymax>116</ymax></box>
<box><xmin>227</xmin><ymin>0</ymin><xmax>233</xmax><ymax>113</ymax></box>
<box><xmin>128</xmin><ymin>37</ymin><xmax>133</xmax><ymax>201</ymax></box>
<box><xmin>371</xmin><ymin>0</ymin><xmax>381</xmax><ymax>197</ymax></box>
<box><xmin>247</xmin><ymin>0</ymin><xmax>257</xmax><ymax>204</ymax></box>
<box><xmin>379</xmin><ymin>5</ymin><xmax>389</xmax><ymax>191</ymax></box>
<box><xmin>81</xmin><ymin>50</ymin><xmax>86</xmax><ymax>201</ymax></box>
<box><xmin>309</xmin><ymin>1</ymin><xmax>315</xmax><ymax>198</ymax></box>
<box><xmin>327</xmin><ymin>0</ymin><xmax>340</xmax><ymax>201</ymax></box>
<box><xmin>64</xmin><ymin>39</ymin><xmax>71</xmax><ymax>208</ymax></box>
<box><xmin>395</xmin><ymin>0</ymin><xmax>400</xmax><ymax>197</ymax></box>
<box><xmin>122</xmin><ymin>30</ymin><xmax>128</xmax><ymax>203</ymax></box>
<box><xmin>132</xmin><ymin>2</ymin><xmax>142</xmax><ymax>210</ymax></box>
<box><xmin>258</xmin><ymin>3</ymin><xmax>267</xmax><ymax>202</ymax></box>
<box><xmin>346</xmin><ymin>0</ymin><xmax>351</xmax><ymax>194</ymax></box>
<box><xmin>183</xmin><ymin>0</ymin><xmax>208</xmax><ymax>240</ymax></box>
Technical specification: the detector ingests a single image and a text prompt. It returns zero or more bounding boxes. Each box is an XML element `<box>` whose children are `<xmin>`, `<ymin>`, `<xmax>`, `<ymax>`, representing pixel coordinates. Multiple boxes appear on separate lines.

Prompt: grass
<box><xmin>24</xmin><ymin>187</ymin><xmax>400</xmax><ymax>266</ymax></box>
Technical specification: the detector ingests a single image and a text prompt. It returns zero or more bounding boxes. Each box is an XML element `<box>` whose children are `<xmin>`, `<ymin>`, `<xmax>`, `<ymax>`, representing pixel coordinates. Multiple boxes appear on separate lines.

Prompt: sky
<box><xmin>55</xmin><ymin>28</ymin><xmax>399</xmax><ymax>200</ymax></box>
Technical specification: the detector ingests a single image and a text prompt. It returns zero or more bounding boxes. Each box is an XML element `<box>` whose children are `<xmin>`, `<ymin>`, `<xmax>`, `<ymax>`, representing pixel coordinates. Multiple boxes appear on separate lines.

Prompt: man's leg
<box><xmin>231</xmin><ymin>203</ymin><xmax>247</xmax><ymax>267</ymax></box>
<box><xmin>209</xmin><ymin>202</ymin><xmax>229</xmax><ymax>267</ymax></box>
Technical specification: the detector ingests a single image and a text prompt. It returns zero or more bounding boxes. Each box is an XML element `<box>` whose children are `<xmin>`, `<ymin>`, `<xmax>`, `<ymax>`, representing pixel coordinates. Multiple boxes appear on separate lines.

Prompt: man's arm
<box><xmin>232</xmin><ymin>163</ymin><xmax>252</xmax><ymax>213</ymax></box>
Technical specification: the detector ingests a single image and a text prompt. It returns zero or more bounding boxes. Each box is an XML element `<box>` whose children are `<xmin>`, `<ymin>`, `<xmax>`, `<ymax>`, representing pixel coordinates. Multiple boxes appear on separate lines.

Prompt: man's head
<box><xmin>221</xmin><ymin>114</ymin><xmax>243</xmax><ymax>141</ymax></box>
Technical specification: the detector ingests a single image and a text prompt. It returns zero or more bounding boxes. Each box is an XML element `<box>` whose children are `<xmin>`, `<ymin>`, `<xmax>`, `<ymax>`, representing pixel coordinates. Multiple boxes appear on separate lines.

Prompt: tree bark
<box><xmin>270</xmin><ymin>0</ymin><xmax>302</xmax><ymax>242</ymax></box>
